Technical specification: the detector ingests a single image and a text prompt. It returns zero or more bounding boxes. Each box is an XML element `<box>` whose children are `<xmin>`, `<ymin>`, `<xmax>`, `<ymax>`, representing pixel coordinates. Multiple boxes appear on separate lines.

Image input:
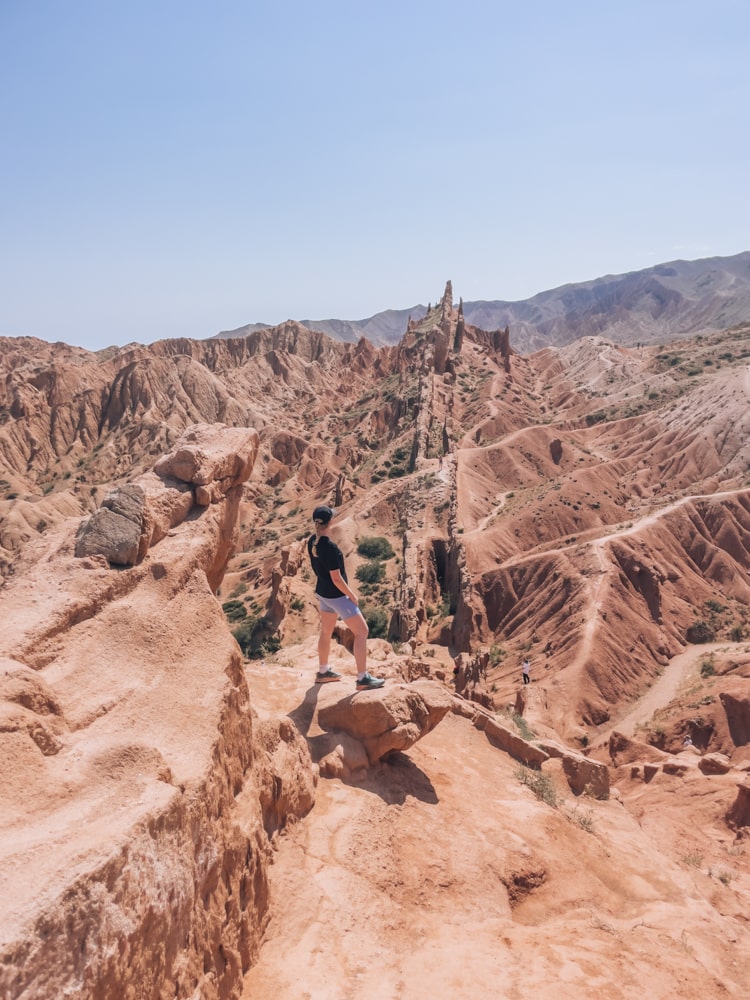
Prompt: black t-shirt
<box><xmin>307</xmin><ymin>533</ymin><xmax>348</xmax><ymax>598</ymax></box>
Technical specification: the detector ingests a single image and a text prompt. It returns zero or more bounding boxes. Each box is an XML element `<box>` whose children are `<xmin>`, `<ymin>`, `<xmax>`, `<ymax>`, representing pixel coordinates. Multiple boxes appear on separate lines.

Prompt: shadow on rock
<box><xmin>287</xmin><ymin>684</ymin><xmax>322</xmax><ymax>738</ymax></box>
<box><xmin>354</xmin><ymin>752</ymin><xmax>439</xmax><ymax>805</ymax></box>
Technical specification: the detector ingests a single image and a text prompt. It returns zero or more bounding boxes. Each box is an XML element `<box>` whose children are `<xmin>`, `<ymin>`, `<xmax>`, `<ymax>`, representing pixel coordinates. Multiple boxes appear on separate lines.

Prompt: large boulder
<box><xmin>74</xmin><ymin>484</ymin><xmax>146</xmax><ymax>566</ymax></box>
<box><xmin>720</xmin><ymin>685</ymin><xmax>750</xmax><ymax>747</ymax></box>
<box><xmin>726</xmin><ymin>780</ymin><xmax>750</xmax><ymax>831</ymax></box>
<box><xmin>317</xmin><ymin>680</ymin><xmax>452</xmax><ymax>765</ymax></box>
<box><xmin>153</xmin><ymin>423</ymin><xmax>257</xmax><ymax>489</ymax></box>
<box><xmin>75</xmin><ymin>424</ymin><xmax>258</xmax><ymax>568</ymax></box>
<box><xmin>536</xmin><ymin>739</ymin><xmax>610</xmax><ymax>799</ymax></box>
<box><xmin>699</xmin><ymin>752</ymin><xmax>732</xmax><ymax>775</ymax></box>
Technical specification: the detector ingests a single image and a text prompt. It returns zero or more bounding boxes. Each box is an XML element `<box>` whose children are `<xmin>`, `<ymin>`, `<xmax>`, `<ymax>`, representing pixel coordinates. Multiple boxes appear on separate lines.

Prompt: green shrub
<box><xmin>700</xmin><ymin>658</ymin><xmax>715</xmax><ymax>678</ymax></box>
<box><xmin>687</xmin><ymin>620</ymin><xmax>715</xmax><ymax>643</ymax></box>
<box><xmin>489</xmin><ymin>644</ymin><xmax>505</xmax><ymax>666</ymax></box>
<box><xmin>290</xmin><ymin>595</ymin><xmax>305</xmax><ymax>612</ymax></box>
<box><xmin>232</xmin><ymin>615</ymin><xmax>279</xmax><ymax>658</ymax></box>
<box><xmin>222</xmin><ymin>599</ymin><xmax>247</xmax><ymax>623</ymax></box>
<box><xmin>356</xmin><ymin>560</ymin><xmax>385</xmax><ymax>584</ymax></box>
<box><xmin>232</xmin><ymin>617</ymin><xmax>260</xmax><ymax>652</ymax></box>
<box><xmin>361</xmin><ymin>605</ymin><xmax>389</xmax><ymax>638</ymax></box>
<box><xmin>357</xmin><ymin>536</ymin><xmax>395</xmax><ymax>560</ymax></box>
<box><xmin>570</xmin><ymin>807</ymin><xmax>595</xmax><ymax>833</ymax></box>
<box><xmin>585</xmin><ymin>411</ymin><xmax>607</xmax><ymax>426</ymax></box>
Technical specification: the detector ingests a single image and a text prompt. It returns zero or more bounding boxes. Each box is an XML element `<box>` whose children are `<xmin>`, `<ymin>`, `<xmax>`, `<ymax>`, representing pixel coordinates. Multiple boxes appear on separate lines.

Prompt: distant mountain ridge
<box><xmin>216</xmin><ymin>251</ymin><xmax>750</xmax><ymax>352</ymax></box>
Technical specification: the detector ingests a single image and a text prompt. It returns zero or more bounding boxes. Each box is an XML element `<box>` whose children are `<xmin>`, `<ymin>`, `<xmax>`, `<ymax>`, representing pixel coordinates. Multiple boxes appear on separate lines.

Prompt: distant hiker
<box><xmin>522</xmin><ymin>659</ymin><xmax>531</xmax><ymax>685</ymax></box>
<box><xmin>307</xmin><ymin>505</ymin><xmax>385</xmax><ymax>691</ymax></box>
<box><xmin>682</xmin><ymin>734</ymin><xmax>693</xmax><ymax>747</ymax></box>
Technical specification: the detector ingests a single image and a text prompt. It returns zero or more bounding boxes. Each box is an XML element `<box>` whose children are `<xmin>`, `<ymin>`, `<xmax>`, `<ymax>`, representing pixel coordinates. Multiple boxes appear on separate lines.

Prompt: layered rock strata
<box><xmin>0</xmin><ymin>424</ymin><xmax>315</xmax><ymax>1000</ymax></box>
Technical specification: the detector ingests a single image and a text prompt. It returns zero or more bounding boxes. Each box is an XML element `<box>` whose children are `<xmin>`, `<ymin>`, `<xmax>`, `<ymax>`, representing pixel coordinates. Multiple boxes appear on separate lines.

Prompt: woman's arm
<box><xmin>330</xmin><ymin>568</ymin><xmax>358</xmax><ymax>604</ymax></box>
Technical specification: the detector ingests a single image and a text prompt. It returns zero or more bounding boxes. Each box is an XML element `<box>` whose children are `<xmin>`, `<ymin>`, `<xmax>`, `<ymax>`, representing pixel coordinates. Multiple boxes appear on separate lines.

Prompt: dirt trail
<box><xmin>604</xmin><ymin>641</ymin><xmax>737</xmax><ymax>740</ymax></box>
<box><xmin>499</xmin><ymin>487</ymin><xmax>746</xmax><ymax>571</ymax></box>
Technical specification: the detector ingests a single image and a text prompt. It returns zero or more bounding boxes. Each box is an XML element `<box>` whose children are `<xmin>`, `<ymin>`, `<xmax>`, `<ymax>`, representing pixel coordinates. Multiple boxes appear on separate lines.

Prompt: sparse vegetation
<box><xmin>699</xmin><ymin>657</ymin><xmax>716</xmax><ymax>678</ymax></box>
<box><xmin>356</xmin><ymin>560</ymin><xmax>385</xmax><ymax>584</ymax></box>
<box><xmin>357</xmin><ymin>536</ymin><xmax>395</xmax><ymax>560</ymax></box>
<box><xmin>361</xmin><ymin>604</ymin><xmax>389</xmax><ymax>638</ymax></box>
<box><xmin>222</xmin><ymin>599</ymin><xmax>247</xmax><ymax>623</ymax></box>
<box><xmin>681</xmin><ymin>852</ymin><xmax>704</xmax><ymax>869</ymax></box>
<box><xmin>512</xmin><ymin>714</ymin><xmax>536</xmax><ymax>741</ymax></box>
<box><xmin>705</xmin><ymin>599</ymin><xmax>726</xmax><ymax>614</ymax></box>
<box><xmin>687</xmin><ymin>620</ymin><xmax>715</xmax><ymax>644</ymax></box>
<box><xmin>232</xmin><ymin>615</ymin><xmax>280</xmax><ymax>658</ymax></box>
<box><xmin>568</xmin><ymin>806</ymin><xmax>595</xmax><ymax>833</ymax></box>
<box><xmin>715</xmin><ymin>870</ymin><xmax>736</xmax><ymax>886</ymax></box>
<box><xmin>489</xmin><ymin>644</ymin><xmax>505</xmax><ymax>666</ymax></box>
<box><xmin>515</xmin><ymin>765</ymin><xmax>558</xmax><ymax>808</ymax></box>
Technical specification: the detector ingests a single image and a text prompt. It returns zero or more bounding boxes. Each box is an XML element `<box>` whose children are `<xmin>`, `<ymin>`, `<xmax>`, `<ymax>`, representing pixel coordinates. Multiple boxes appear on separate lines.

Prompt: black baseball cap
<box><xmin>312</xmin><ymin>505</ymin><xmax>336</xmax><ymax>524</ymax></box>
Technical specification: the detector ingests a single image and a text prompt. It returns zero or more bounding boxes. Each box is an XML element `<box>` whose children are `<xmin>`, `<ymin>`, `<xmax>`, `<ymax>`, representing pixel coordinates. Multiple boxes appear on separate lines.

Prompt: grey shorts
<box><xmin>317</xmin><ymin>594</ymin><xmax>360</xmax><ymax>619</ymax></box>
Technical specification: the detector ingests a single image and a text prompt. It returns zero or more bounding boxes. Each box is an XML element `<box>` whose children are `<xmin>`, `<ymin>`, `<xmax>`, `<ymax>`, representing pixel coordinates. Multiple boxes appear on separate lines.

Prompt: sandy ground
<box><xmin>240</xmin><ymin>647</ymin><xmax>750</xmax><ymax>1000</ymax></box>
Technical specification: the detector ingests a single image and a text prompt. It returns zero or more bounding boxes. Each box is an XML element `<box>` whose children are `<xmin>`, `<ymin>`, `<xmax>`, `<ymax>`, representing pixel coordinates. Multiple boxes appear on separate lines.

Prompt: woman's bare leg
<box><xmin>345</xmin><ymin>611</ymin><xmax>369</xmax><ymax>675</ymax></box>
<box><xmin>317</xmin><ymin>610</ymin><xmax>339</xmax><ymax>670</ymax></box>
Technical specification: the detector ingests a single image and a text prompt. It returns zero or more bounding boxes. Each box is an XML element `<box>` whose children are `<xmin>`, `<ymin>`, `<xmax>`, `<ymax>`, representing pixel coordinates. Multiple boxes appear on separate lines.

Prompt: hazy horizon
<box><xmin>2</xmin><ymin>1</ymin><xmax>748</xmax><ymax>350</ymax></box>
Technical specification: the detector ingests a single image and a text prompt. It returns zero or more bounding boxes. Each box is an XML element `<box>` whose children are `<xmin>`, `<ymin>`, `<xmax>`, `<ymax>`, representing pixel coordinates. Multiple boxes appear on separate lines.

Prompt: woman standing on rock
<box><xmin>307</xmin><ymin>505</ymin><xmax>385</xmax><ymax>691</ymax></box>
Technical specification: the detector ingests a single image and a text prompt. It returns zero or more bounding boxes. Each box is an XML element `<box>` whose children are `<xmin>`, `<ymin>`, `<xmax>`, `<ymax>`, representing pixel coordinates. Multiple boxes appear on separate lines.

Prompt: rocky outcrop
<box><xmin>317</xmin><ymin>681</ymin><xmax>452</xmax><ymax>765</ymax></box>
<box><xmin>720</xmin><ymin>686</ymin><xmax>750</xmax><ymax>747</ymax></box>
<box><xmin>608</xmin><ymin>731</ymin><xmax>670</xmax><ymax>767</ymax></box>
<box><xmin>726</xmin><ymin>780</ymin><xmax>750</xmax><ymax>831</ymax></box>
<box><xmin>0</xmin><ymin>423</ymin><xmax>310</xmax><ymax>1000</ymax></box>
<box><xmin>74</xmin><ymin>424</ymin><xmax>258</xmax><ymax>579</ymax></box>
<box><xmin>475</xmin><ymin>713</ymin><xmax>549</xmax><ymax>768</ymax></box>
<box><xmin>699</xmin><ymin>752</ymin><xmax>732</xmax><ymax>775</ymax></box>
<box><xmin>536</xmin><ymin>739</ymin><xmax>610</xmax><ymax>799</ymax></box>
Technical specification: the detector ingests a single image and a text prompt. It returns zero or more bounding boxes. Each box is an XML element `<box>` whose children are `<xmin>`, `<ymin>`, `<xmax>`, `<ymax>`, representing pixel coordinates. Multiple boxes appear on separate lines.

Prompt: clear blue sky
<box><xmin>1</xmin><ymin>0</ymin><xmax>748</xmax><ymax>351</ymax></box>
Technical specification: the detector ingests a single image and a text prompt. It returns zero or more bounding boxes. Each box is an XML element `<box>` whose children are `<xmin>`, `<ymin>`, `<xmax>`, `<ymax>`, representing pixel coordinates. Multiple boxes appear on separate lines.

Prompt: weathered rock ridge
<box><xmin>0</xmin><ymin>424</ymin><xmax>308</xmax><ymax>1000</ymax></box>
<box><xmin>0</xmin><ymin>422</ymin><xmax>462</xmax><ymax>999</ymax></box>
